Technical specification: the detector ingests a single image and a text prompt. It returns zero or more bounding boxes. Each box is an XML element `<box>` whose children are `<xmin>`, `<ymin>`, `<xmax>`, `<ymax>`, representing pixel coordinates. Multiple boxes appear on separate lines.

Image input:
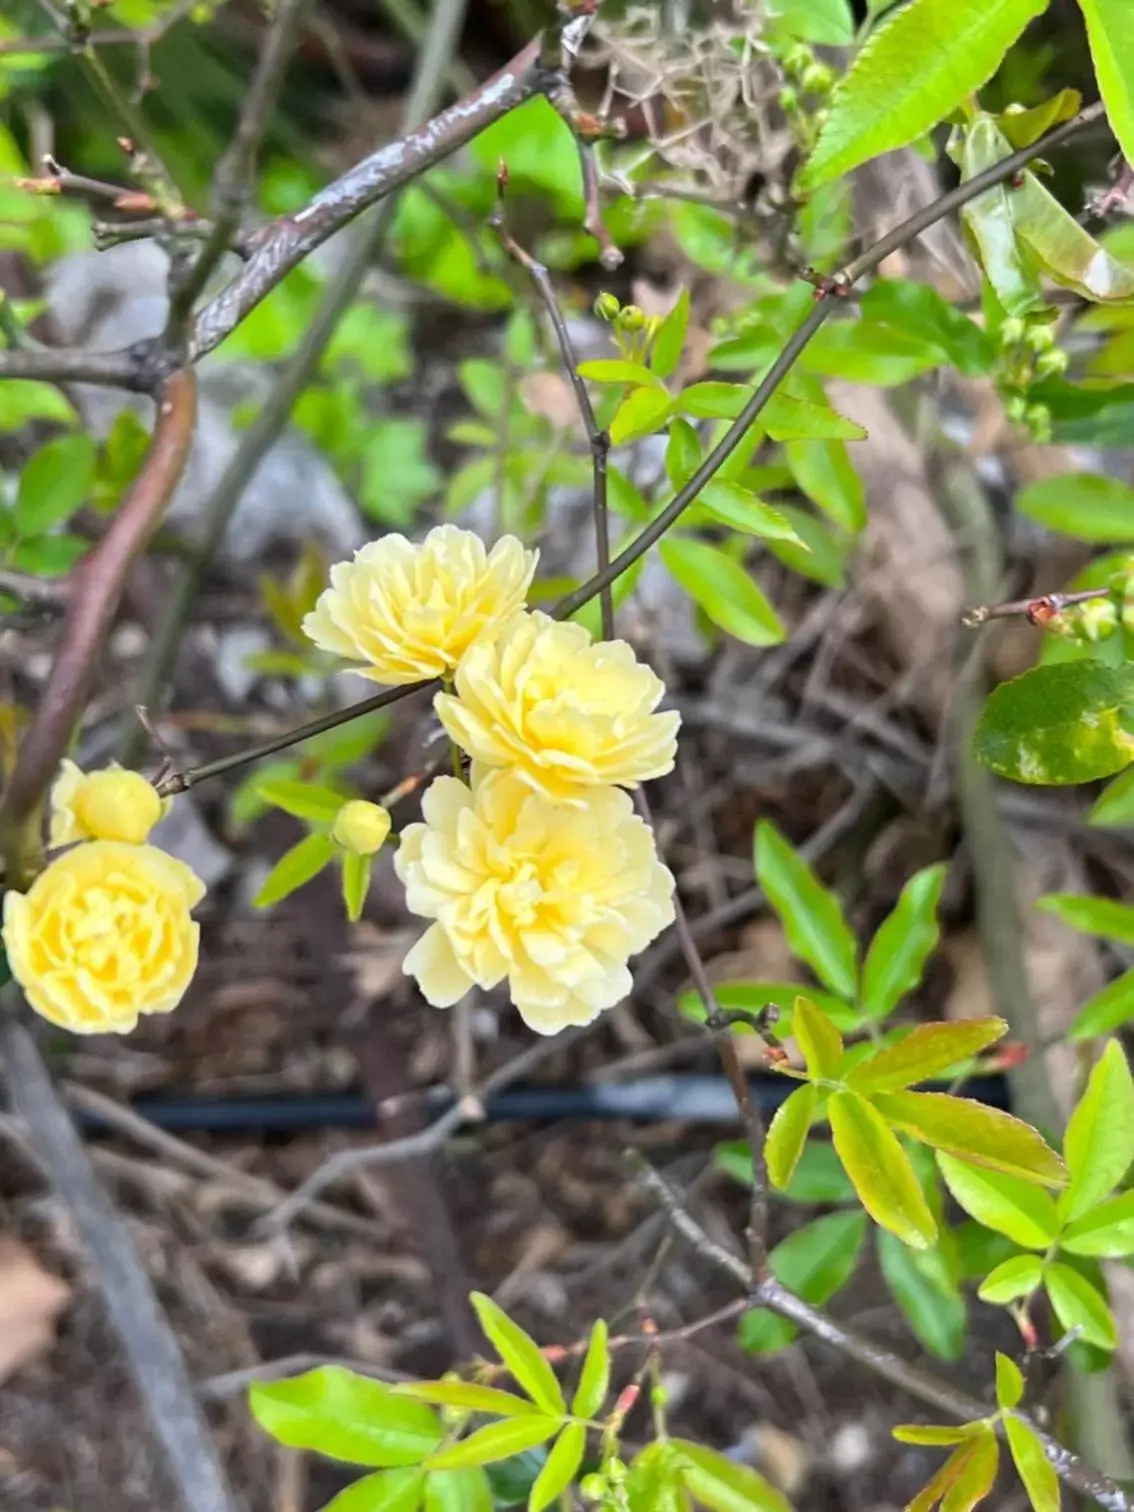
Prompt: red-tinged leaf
<box><xmin>425</xmin><ymin>1417</ymin><xmax>560</xmax><ymax>1471</ymax></box>
<box><xmin>828</xmin><ymin>1091</ymin><xmax>937</xmax><ymax>1249</ymax></box>
<box><xmin>1004</xmin><ymin>1416</ymin><xmax>1060</xmax><ymax>1512</ymax></box>
<box><xmin>470</xmin><ymin>1294</ymin><xmax>565</xmax><ymax>1414</ymax></box>
<box><xmin>395</xmin><ymin>1383</ymin><xmax>542</xmax><ymax>1417</ymax></box>
<box><xmin>937</xmin><ymin>1155</ymin><xmax>1060</xmax><ymax>1249</ymax></box>
<box><xmin>846</xmin><ymin>1020</ymin><xmax>1007</xmax><ymax>1094</ymax></box>
<box><xmin>1062</xmin><ymin>1039</ymin><xmax>1134</xmax><ymax>1220</ymax></box>
<box><xmin>792</xmin><ymin>995</ymin><xmax>845</xmax><ymax>1081</ymax></box>
<box><xmin>871</xmin><ymin>1092</ymin><xmax>1068</xmax><ymax>1186</ymax></box>
<box><xmin>766</xmin><ymin>1083</ymin><xmax>818</xmax><ymax>1190</ymax></box>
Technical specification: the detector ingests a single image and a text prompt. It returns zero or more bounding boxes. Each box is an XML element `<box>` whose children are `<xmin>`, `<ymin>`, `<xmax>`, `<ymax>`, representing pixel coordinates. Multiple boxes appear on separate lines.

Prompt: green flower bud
<box><xmin>594</xmin><ymin>292</ymin><xmax>620</xmax><ymax>322</ymax></box>
<box><xmin>1025</xmin><ymin>322</ymin><xmax>1056</xmax><ymax>353</ymax></box>
<box><xmin>1024</xmin><ymin>402</ymin><xmax>1052</xmax><ymax>441</ymax></box>
<box><xmin>580</xmin><ymin>1474</ymin><xmax>608</xmax><ymax>1502</ymax></box>
<box><xmin>331</xmin><ymin>800</ymin><xmax>391</xmax><ymax>856</ymax></box>
<box><xmin>1077</xmin><ymin>598</ymin><xmax>1119</xmax><ymax>642</ymax></box>
<box><xmin>1005</xmin><ymin>394</ymin><xmax>1028</xmax><ymax>423</ymax></box>
<box><xmin>617</xmin><ymin>305</ymin><xmax>647</xmax><ymax>333</ymax></box>
<box><xmin>801</xmin><ymin>61</ymin><xmax>834</xmax><ymax>93</ymax></box>
<box><xmin>1035</xmin><ymin>347</ymin><xmax>1068</xmax><ymax>378</ymax></box>
<box><xmin>778</xmin><ymin>85</ymin><xmax>799</xmax><ymax>112</ymax></box>
<box><xmin>999</xmin><ymin>317</ymin><xmax>1027</xmax><ymax>348</ymax></box>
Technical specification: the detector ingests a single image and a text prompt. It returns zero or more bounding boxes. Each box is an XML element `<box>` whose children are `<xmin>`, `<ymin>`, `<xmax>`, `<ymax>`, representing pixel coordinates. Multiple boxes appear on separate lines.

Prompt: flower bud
<box><xmin>999</xmin><ymin>317</ymin><xmax>1027</xmax><ymax>348</ymax></box>
<box><xmin>331</xmin><ymin>800</ymin><xmax>392</xmax><ymax>855</ymax></box>
<box><xmin>1076</xmin><ymin>597</ymin><xmax>1119</xmax><ymax>642</ymax></box>
<box><xmin>594</xmin><ymin>291</ymin><xmax>620</xmax><ymax>322</ymax></box>
<box><xmin>51</xmin><ymin>762</ymin><xmax>164</xmax><ymax>847</ymax></box>
<box><xmin>778</xmin><ymin>85</ymin><xmax>798</xmax><ymax>113</ymax></box>
<box><xmin>579</xmin><ymin>1475</ymin><xmax>607</xmax><ymax>1502</ymax></box>
<box><xmin>1025</xmin><ymin>322</ymin><xmax>1056</xmax><ymax>354</ymax></box>
<box><xmin>617</xmin><ymin>304</ymin><xmax>647</xmax><ymax>333</ymax></box>
<box><xmin>801</xmin><ymin>61</ymin><xmax>834</xmax><ymax>93</ymax></box>
<box><xmin>1024</xmin><ymin>402</ymin><xmax>1052</xmax><ymax>441</ymax></box>
<box><xmin>1005</xmin><ymin>394</ymin><xmax>1028</xmax><ymax>423</ymax></box>
<box><xmin>1035</xmin><ymin>347</ymin><xmax>1068</xmax><ymax>378</ymax></box>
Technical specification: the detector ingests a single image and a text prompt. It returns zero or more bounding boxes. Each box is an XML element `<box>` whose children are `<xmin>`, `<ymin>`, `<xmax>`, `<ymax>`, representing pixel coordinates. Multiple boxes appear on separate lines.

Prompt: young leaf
<box><xmin>395</xmin><ymin>1383</ymin><xmax>542</xmax><ymax>1417</ymax></box>
<box><xmin>426</xmin><ymin>1418</ymin><xmax>561</xmax><ymax>1471</ymax></box>
<box><xmin>995</xmin><ymin>1353</ymin><xmax>1025</xmax><ymax>1410</ymax></box>
<box><xmin>846</xmin><ymin>1019</ymin><xmax>1006</xmax><ymax>1094</ymax></box>
<box><xmin>671</xmin><ymin>1440</ymin><xmax>793</xmax><ymax>1512</ymax></box>
<box><xmin>250</xmin><ymin>1368</ymin><xmax>443</xmax><ymax>1465</ymax></box>
<box><xmin>651</xmin><ymin>288</ymin><xmax>690</xmax><ymax>379</ymax></box>
<box><xmin>423</xmin><ymin>1468</ymin><xmax>493</xmax><ymax>1512</ymax></box>
<box><xmin>1015</xmin><ymin>474</ymin><xmax>1134</xmax><ymax>542</ymax></box>
<box><xmin>766</xmin><ymin>1083</ymin><xmax>818</xmax><ymax>1189</ymax></box>
<box><xmin>1043</xmin><ymin>1262</ymin><xmax>1117</xmax><ymax>1351</ymax></box>
<box><xmin>860</xmin><ymin>865</ymin><xmax>948</xmax><ymax>1021</ymax></box>
<box><xmin>860</xmin><ymin>280</ymin><xmax>993</xmax><ymax>377</ymax></box>
<box><xmin>792</xmin><ymin>995</ymin><xmax>845</xmax><ymax>1081</ymax></box>
<box><xmin>877</xmin><ymin>1231</ymin><xmax>966</xmax><ymax>1361</ymax></box>
<box><xmin>783</xmin><ymin>439</ymin><xmax>867</xmax><ymax>531</ymax></box>
<box><xmin>323</xmin><ymin>1468</ymin><xmax>425</xmax><ymax>1512</ymax></box>
<box><xmin>877</xmin><ymin>1093</ymin><xmax>1067</xmax><ymax>1185</ymax></box>
<box><xmin>659</xmin><ymin>537</ymin><xmax>785</xmax><ymax>647</ymax></box>
<box><xmin>15</xmin><ymin>433</ymin><xmax>96</xmax><ymax>536</ymax></box>
<box><xmin>1078</xmin><ymin>0</ymin><xmax>1134</xmax><ymax>169</ymax></box>
<box><xmin>257</xmin><ymin>778</ymin><xmax>346</xmax><ymax>823</ymax></box>
<box><xmin>470</xmin><ymin>1294</ymin><xmax>565</xmax><ymax>1414</ymax></box>
<box><xmin>254</xmin><ymin>833</ymin><xmax>337</xmax><ymax>908</ymax></box>
<box><xmin>341</xmin><ymin>850</ymin><xmax>372</xmax><ymax>924</ymax></box>
<box><xmin>994</xmin><ymin>88</ymin><xmax>1081</xmax><ymax>148</ymax></box>
<box><xmin>828</xmin><ymin>1091</ymin><xmax>938</xmax><ymax>1249</ymax></box>
<box><xmin>1004</xmin><ymin>1416</ymin><xmax>1061</xmax><ymax>1512</ymax></box>
<box><xmin>977</xmin><ymin>1254</ymin><xmax>1044</xmax><ymax>1304</ymax></box>
<box><xmin>893</xmin><ymin>1425</ymin><xmax>981</xmax><ymax>1447</ymax></box>
<box><xmin>528</xmin><ymin>1424</ymin><xmax>586</xmax><ymax>1512</ymax></box>
<box><xmin>0</xmin><ymin>379</ymin><xmax>76</xmax><ymax>432</ymax></box>
<box><xmin>577</xmin><ymin>359</ymin><xmax>662</xmax><ymax>387</ymax></box>
<box><xmin>797</xmin><ymin>0</ymin><xmax>1047</xmax><ymax>190</ymax></box>
<box><xmin>907</xmin><ymin>1428</ymin><xmax>998</xmax><ymax>1512</ymax></box>
<box><xmin>936</xmin><ymin>1155</ymin><xmax>1060</xmax><ymax>1248</ymax></box>
<box><xmin>754</xmin><ymin>820</ymin><xmax>858</xmax><ymax>998</ymax></box>
<box><xmin>626</xmin><ymin>1442</ymin><xmax>685</xmax><ymax>1512</ymax></box>
<box><xmin>570</xmin><ymin>1320</ymin><xmax>609</xmax><ymax>1419</ymax></box>
<box><xmin>973</xmin><ymin>662</ymin><xmax>1134</xmax><ymax>786</ymax></box>
<box><xmin>1062</xmin><ymin>1039</ymin><xmax>1134</xmax><ymax>1220</ymax></box>
<box><xmin>1037</xmin><ymin>894</ymin><xmax>1134</xmax><ymax>944</ymax></box>
<box><xmin>1060</xmin><ymin>1189</ymin><xmax>1134</xmax><ymax>1256</ymax></box>
<box><xmin>1067</xmin><ymin>969</ymin><xmax>1134</xmax><ymax>1042</ymax></box>
<box><xmin>697</xmin><ymin>481</ymin><xmax>803</xmax><ymax>543</ymax></box>
<box><xmin>609</xmin><ymin>386</ymin><xmax>673</xmax><ymax>446</ymax></box>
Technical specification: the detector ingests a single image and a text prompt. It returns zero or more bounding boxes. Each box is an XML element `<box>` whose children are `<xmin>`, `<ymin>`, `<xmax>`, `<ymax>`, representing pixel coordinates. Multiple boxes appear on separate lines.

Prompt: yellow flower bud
<box><xmin>50</xmin><ymin>760</ymin><xmax>164</xmax><ymax>848</ymax></box>
<box><xmin>331</xmin><ymin>800</ymin><xmax>392</xmax><ymax>856</ymax></box>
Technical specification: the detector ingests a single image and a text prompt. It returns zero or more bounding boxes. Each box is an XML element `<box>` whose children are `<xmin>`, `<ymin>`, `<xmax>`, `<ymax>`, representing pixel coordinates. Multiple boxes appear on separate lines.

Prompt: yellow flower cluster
<box><xmin>2</xmin><ymin>764</ymin><xmax>203</xmax><ymax>1035</ymax></box>
<box><xmin>306</xmin><ymin>526</ymin><xmax>679</xmax><ymax>1035</ymax></box>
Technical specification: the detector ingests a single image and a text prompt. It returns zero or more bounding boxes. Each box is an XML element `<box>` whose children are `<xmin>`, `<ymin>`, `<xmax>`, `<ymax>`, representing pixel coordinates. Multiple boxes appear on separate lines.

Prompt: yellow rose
<box><xmin>331</xmin><ymin>800</ymin><xmax>392</xmax><ymax>855</ymax></box>
<box><xmin>435</xmin><ymin>611</ymin><xmax>680</xmax><ymax>804</ymax></box>
<box><xmin>50</xmin><ymin>760</ymin><xmax>165</xmax><ymax>848</ymax></box>
<box><xmin>3</xmin><ymin>841</ymin><xmax>204</xmax><ymax>1034</ymax></box>
<box><xmin>302</xmin><ymin>525</ymin><xmax>538</xmax><ymax>685</ymax></box>
<box><xmin>394</xmin><ymin>768</ymin><xmax>675</xmax><ymax>1035</ymax></box>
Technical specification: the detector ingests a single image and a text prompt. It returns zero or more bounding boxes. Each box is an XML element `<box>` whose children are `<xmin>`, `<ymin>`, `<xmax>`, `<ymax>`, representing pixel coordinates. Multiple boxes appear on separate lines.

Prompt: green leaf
<box><xmin>570</xmin><ymin>1320</ymin><xmax>609</xmax><ymax>1420</ymax></box>
<box><xmin>256</xmin><ymin>778</ymin><xmax>345</xmax><ymax>823</ymax></box>
<box><xmin>672</xmin><ymin>1440</ymin><xmax>793</xmax><ymax>1512</ymax></box>
<box><xmin>1088</xmin><ymin>766</ymin><xmax>1134</xmax><ymax>827</ymax></box>
<box><xmin>250</xmin><ymin>1368</ymin><xmax>443</xmax><ymax>1465</ymax></box>
<box><xmin>1074</xmin><ymin>0</ymin><xmax>1134</xmax><ymax>190</ymax></box>
<box><xmin>828</xmin><ymin>1090</ymin><xmax>938</xmax><ymax>1249</ymax></box>
<box><xmin>936</xmin><ymin>1155</ymin><xmax>1060</xmax><ymax>1248</ymax></box>
<box><xmin>847</xmin><ymin>1020</ymin><xmax>1007</xmax><ymax>1094</ymax></box>
<box><xmin>342</xmin><ymin>851</ymin><xmax>371</xmax><ymax>924</ymax></box>
<box><xmin>610</xmin><ymin>386</ymin><xmax>674</xmax><ymax>446</ymax></box>
<box><xmin>860</xmin><ymin>280</ymin><xmax>994</xmax><ymax>377</ymax></box>
<box><xmin>527</xmin><ymin>1424</ymin><xmax>585</xmax><ymax>1512</ymax></box>
<box><xmin>801</xmin><ymin>318</ymin><xmax>945</xmax><ymax>385</ymax></box>
<box><xmin>1044</xmin><ymin>1262</ymin><xmax>1117</xmax><ymax>1351</ymax></box>
<box><xmin>470</xmin><ymin>1294</ymin><xmax>565</xmax><ymax>1414</ymax></box>
<box><xmin>1038</xmin><ymin>894</ymin><xmax>1134</xmax><ymax>944</ymax></box>
<box><xmin>577</xmin><ymin>359</ymin><xmax>662</xmax><ymax>387</ymax></box>
<box><xmin>360</xmin><ymin>421</ymin><xmax>441</xmax><ymax>528</ymax></box>
<box><xmin>665</xmin><ymin>418</ymin><xmax>701</xmax><ymax>489</ymax></box>
<box><xmin>679</xmin><ymin>383</ymin><xmax>866</xmax><ymax>440</ymax></box>
<box><xmin>791</xmin><ymin>994</ymin><xmax>845</xmax><ymax>1081</ymax></box>
<box><xmin>781</xmin><ymin>1139</ymin><xmax>857</xmax><ymax>1202</ymax></box>
<box><xmin>422</xmin><ymin>1468</ymin><xmax>493</xmax><ymax>1512</ymax></box>
<box><xmin>1015</xmin><ymin>474</ymin><xmax>1134</xmax><ymax>542</ymax></box>
<box><xmin>973</xmin><ymin>662</ymin><xmax>1134</xmax><ymax>785</ymax></box>
<box><xmin>626</xmin><ymin>1443</ymin><xmax>685</xmax><ymax>1512</ymax></box>
<box><xmin>426</xmin><ymin>1418</ymin><xmax>561</xmax><ymax>1471</ymax></box>
<box><xmin>877</xmin><ymin>1230</ymin><xmax>966</xmax><ymax>1361</ymax></box>
<box><xmin>754</xmin><ymin>820</ymin><xmax>858</xmax><ymax>998</ymax></box>
<box><xmin>1012</xmin><ymin>169</ymin><xmax>1134</xmax><ymax>305</ymax></box>
<box><xmin>765</xmin><ymin>1083</ymin><xmax>818</xmax><ymax>1190</ymax></box>
<box><xmin>741</xmin><ymin>1210</ymin><xmax>866</xmax><ymax>1357</ymax></box>
<box><xmin>1062</xmin><ymin>1039</ymin><xmax>1134</xmax><ymax>1219</ymax></box>
<box><xmin>957</xmin><ymin>134</ymin><xmax>1045</xmax><ymax>318</ymax></box>
<box><xmin>396</xmin><ymin>1383</ymin><xmax>542</xmax><ymax>1417</ymax></box>
<box><xmin>906</xmin><ymin>1431</ymin><xmax>998</xmax><ymax>1512</ymax></box>
<box><xmin>892</xmin><ymin>1425</ymin><xmax>979</xmax><ymax>1447</ymax></box>
<box><xmin>12</xmin><ymin>534</ymin><xmax>87</xmax><ymax>577</ymax></box>
<box><xmin>323</xmin><ymin>1469</ymin><xmax>425</xmax><ymax>1512</ymax></box>
<box><xmin>1004</xmin><ymin>1416</ymin><xmax>1060</xmax><ymax>1512</ymax></box>
<box><xmin>875</xmin><ymin>1092</ymin><xmax>1067</xmax><ymax>1185</ymax></box>
<box><xmin>484</xmin><ymin>1450</ymin><xmax>549</xmax><ymax>1509</ymax></box>
<box><xmin>764</xmin><ymin>505</ymin><xmax>850</xmax><ymax>589</ymax></box>
<box><xmin>783</xmin><ymin>439</ymin><xmax>866</xmax><ymax>531</ymax></box>
<box><xmin>1061</xmin><ymin>1189</ymin><xmax>1134</xmax><ymax>1256</ymax></box>
<box><xmin>659</xmin><ymin>537</ymin><xmax>785</xmax><ymax>647</ymax></box>
<box><xmin>797</xmin><ymin>0</ymin><xmax>1047</xmax><ymax>190</ymax></box>
<box><xmin>770</xmin><ymin>0</ymin><xmax>855</xmax><ymax>44</ymax></box>
<box><xmin>995</xmin><ymin>1353</ymin><xmax>1025</xmax><ymax>1410</ymax></box>
<box><xmin>677</xmin><ymin>981</ymin><xmax>860</xmax><ymax>1035</ymax></box>
<box><xmin>995</xmin><ymin>88</ymin><xmax>1082</xmax><ymax>148</ymax></box>
<box><xmin>698</xmin><ymin>481</ymin><xmax>803</xmax><ymax>543</ymax></box>
<box><xmin>15</xmin><ymin>434</ymin><xmax>95</xmax><ymax>536</ymax></box>
<box><xmin>860</xmin><ymin>866</ymin><xmax>949</xmax><ymax>1021</ymax></box>
<box><xmin>0</xmin><ymin>379</ymin><xmax>75</xmax><ymax>432</ymax></box>
<box><xmin>978</xmin><ymin>1254</ymin><xmax>1044</xmax><ymax>1303</ymax></box>
<box><xmin>651</xmin><ymin>288</ymin><xmax>690</xmax><ymax>379</ymax></box>
<box><xmin>1068</xmin><ymin>969</ymin><xmax>1134</xmax><ymax>1042</ymax></box>
<box><xmin>254</xmin><ymin>833</ymin><xmax>337</xmax><ymax>908</ymax></box>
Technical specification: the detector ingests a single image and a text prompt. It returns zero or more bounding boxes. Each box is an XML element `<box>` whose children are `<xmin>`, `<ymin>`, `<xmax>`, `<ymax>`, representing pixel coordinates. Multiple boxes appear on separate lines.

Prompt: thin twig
<box><xmin>0</xmin><ymin>1003</ymin><xmax>238</xmax><ymax>1512</ymax></box>
<box><xmin>963</xmin><ymin>586</ymin><xmax>1110</xmax><ymax>627</ymax></box>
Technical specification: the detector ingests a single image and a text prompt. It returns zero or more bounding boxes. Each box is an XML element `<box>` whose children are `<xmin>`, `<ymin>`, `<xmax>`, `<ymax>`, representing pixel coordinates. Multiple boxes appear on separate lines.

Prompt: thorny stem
<box><xmin>632</xmin><ymin>1157</ymin><xmax>1133</xmax><ymax>1512</ymax></box>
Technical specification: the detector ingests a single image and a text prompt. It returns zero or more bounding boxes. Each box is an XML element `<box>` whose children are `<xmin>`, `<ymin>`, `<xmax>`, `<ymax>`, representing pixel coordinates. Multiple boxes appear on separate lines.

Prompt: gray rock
<box><xmin>151</xmin><ymin>795</ymin><xmax>233</xmax><ymax>890</ymax></box>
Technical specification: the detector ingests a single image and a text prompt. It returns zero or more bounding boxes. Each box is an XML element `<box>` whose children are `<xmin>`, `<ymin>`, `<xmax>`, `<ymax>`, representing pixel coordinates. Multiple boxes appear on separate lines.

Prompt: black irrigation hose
<box><xmin>69</xmin><ymin>1072</ymin><xmax>1012</xmax><ymax>1136</ymax></box>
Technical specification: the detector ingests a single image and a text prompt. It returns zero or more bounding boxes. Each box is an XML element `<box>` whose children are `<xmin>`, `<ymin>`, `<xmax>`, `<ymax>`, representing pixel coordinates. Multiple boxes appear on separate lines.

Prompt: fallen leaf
<box><xmin>0</xmin><ymin>1240</ymin><xmax>70</xmax><ymax>1385</ymax></box>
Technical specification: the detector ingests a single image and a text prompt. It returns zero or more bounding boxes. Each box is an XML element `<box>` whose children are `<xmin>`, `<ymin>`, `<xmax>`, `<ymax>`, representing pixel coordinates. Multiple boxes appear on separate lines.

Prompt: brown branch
<box><xmin>632</xmin><ymin>1157</ymin><xmax>1132</xmax><ymax>1512</ymax></box>
<box><xmin>963</xmin><ymin>586</ymin><xmax>1110</xmax><ymax>627</ymax></box>
<box><xmin>0</xmin><ymin>370</ymin><xmax>197</xmax><ymax>879</ymax></box>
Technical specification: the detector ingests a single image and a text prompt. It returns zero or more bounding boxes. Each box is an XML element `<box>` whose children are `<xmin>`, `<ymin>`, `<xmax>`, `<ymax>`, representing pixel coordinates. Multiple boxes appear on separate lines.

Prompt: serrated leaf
<box><xmin>527</xmin><ymin>1424</ymin><xmax>585</xmax><ymax>1512</ymax></box>
<box><xmin>860</xmin><ymin>280</ymin><xmax>994</xmax><ymax>377</ymax></box>
<box><xmin>323</xmin><ymin>1468</ymin><xmax>425</xmax><ymax>1512</ymax></box>
<box><xmin>791</xmin><ymin>995</ymin><xmax>845</xmax><ymax>1081</ymax></box>
<box><xmin>395</xmin><ymin>1383</ymin><xmax>542</xmax><ymax>1417</ymax></box>
<box><xmin>570</xmin><ymin>1320</ymin><xmax>609</xmax><ymax>1419</ymax></box>
<box><xmin>1078</xmin><ymin>0</ymin><xmax>1134</xmax><ymax>170</ymax></box>
<box><xmin>577</xmin><ymin>359</ymin><xmax>662</xmax><ymax>387</ymax></box>
<box><xmin>754</xmin><ymin>820</ymin><xmax>858</xmax><ymax>998</ymax></box>
<box><xmin>878</xmin><ymin>1230</ymin><xmax>967</xmax><ymax>1360</ymax></box>
<box><xmin>860</xmin><ymin>865</ymin><xmax>948</xmax><ymax>1022</ymax></box>
<box><xmin>426</xmin><ymin>1417</ymin><xmax>560</xmax><ymax>1471</ymax></box>
<box><xmin>937</xmin><ymin>1155</ymin><xmax>1060</xmax><ymax>1248</ymax></box>
<box><xmin>1060</xmin><ymin>1189</ymin><xmax>1134</xmax><ymax>1256</ymax></box>
<box><xmin>256</xmin><ymin>778</ymin><xmax>346</xmax><ymax>823</ymax></box>
<box><xmin>672</xmin><ymin>1440</ymin><xmax>793</xmax><ymax>1512</ymax></box>
<box><xmin>978</xmin><ymin>1254</ymin><xmax>1043</xmax><ymax>1303</ymax></box>
<box><xmin>680</xmin><ymin>383</ymin><xmax>866</xmax><ymax>440</ymax></box>
<box><xmin>250</xmin><ymin>1368</ymin><xmax>442</xmax><ymax>1465</ymax></box>
<box><xmin>769</xmin><ymin>0</ymin><xmax>855</xmax><ymax>45</ymax></box>
<box><xmin>973</xmin><ymin>662</ymin><xmax>1134</xmax><ymax>786</ymax></box>
<box><xmin>660</xmin><ymin>537</ymin><xmax>785</xmax><ymax>647</ymax></box>
<box><xmin>1068</xmin><ymin>969</ymin><xmax>1134</xmax><ymax>1041</ymax></box>
<box><xmin>651</xmin><ymin>288</ymin><xmax>690</xmax><ymax>379</ymax></box>
<box><xmin>783</xmin><ymin>439</ymin><xmax>866</xmax><ymax>531</ymax></box>
<box><xmin>878</xmin><ymin>1093</ymin><xmax>1067</xmax><ymax>1185</ymax></box>
<box><xmin>847</xmin><ymin>1020</ymin><xmax>1006</xmax><ymax>1094</ymax></box>
<box><xmin>766</xmin><ymin>1083</ymin><xmax>818</xmax><ymax>1189</ymax></box>
<box><xmin>1004</xmin><ymin>1415</ymin><xmax>1060</xmax><ymax>1512</ymax></box>
<box><xmin>254</xmin><ymin>833</ymin><xmax>337</xmax><ymax>908</ymax></box>
<box><xmin>893</xmin><ymin>1425</ymin><xmax>980</xmax><ymax>1447</ymax></box>
<box><xmin>15</xmin><ymin>434</ymin><xmax>95</xmax><ymax>536</ymax></box>
<box><xmin>1044</xmin><ymin>1262</ymin><xmax>1117</xmax><ymax>1350</ymax></box>
<box><xmin>1062</xmin><ymin>1040</ymin><xmax>1134</xmax><ymax>1219</ymax></box>
<box><xmin>423</xmin><ymin>1468</ymin><xmax>493</xmax><ymax>1512</ymax></box>
<box><xmin>1015</xmin><ymin>474</ymin><xmax>1134</xmax><ymax>542</ymax></box>
<box><xmin>797</xmin><ymin>0</ymin><xmax>1047</xmax><ymax>190</ymax></box>
<box><xmin>828</xmin><ymin>1091</ymin><xmax>937</xmax><ymax>1248</ymax></box>
<box><xmin>995</xmin><ymin>1353</ymin><xmax>1025</xmax><ymax>1409</ymax></box>
<box><xmin>610</xmin><ymin>386</ymin><xmax>674</xmax><ymax>446</ymax></box>
<box><xmin>470</xmin><ymin>1294</ymin><xmax>565</xmax><ymax>1414</ymax></box>
<box><xmin>698</xmin><ymin>481</ymin><xmax>803</xmax><ymax>543</ymax></box>
<box><xmin>341</xmin><ymin>851</ymin><xmax>372</xmax><ymax>924</ymax></box>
